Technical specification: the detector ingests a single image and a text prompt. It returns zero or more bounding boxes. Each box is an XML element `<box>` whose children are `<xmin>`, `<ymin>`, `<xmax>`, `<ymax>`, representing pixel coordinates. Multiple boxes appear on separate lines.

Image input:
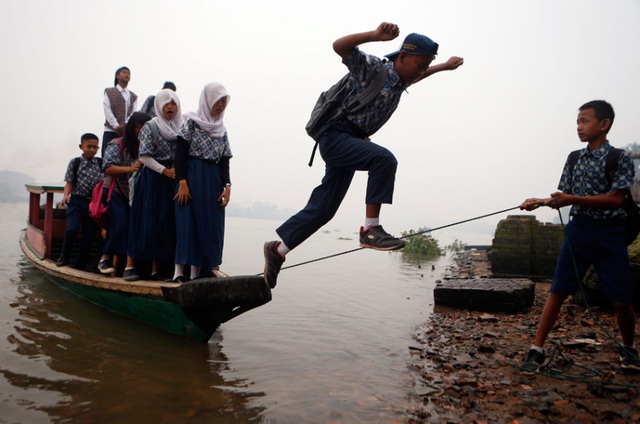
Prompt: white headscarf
<box><xmin>183</xmin><ymin>82</ymin><xmax>230</xmax><ymax>138</ymax></box>
<box><xmin>153</xmin><ymin>89</ymin><xmax>183</xmax><ymax>141</ymax></box>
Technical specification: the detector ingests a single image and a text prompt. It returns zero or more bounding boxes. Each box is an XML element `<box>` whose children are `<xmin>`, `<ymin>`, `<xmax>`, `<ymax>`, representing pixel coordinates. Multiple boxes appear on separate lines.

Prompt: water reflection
<box><xmin>3</xmin><ymin>259</ymin><xmax>266</xmax><ymax>423</ymax></box>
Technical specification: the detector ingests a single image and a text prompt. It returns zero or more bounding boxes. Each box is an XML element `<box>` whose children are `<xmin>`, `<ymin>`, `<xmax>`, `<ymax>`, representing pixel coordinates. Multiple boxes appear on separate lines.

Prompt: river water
<box><xmin>0</xmin><ymin>201</ymin><xmax>468</xmax><ymax>423</ymax></box>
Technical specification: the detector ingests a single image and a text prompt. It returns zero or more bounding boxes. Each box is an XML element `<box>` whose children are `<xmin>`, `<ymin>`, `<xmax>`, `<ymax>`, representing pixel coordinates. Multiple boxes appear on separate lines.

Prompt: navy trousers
<box><xmin>277</xmin><ymin>123</ymin><xmax>397</xmax><ymax>249</ymax></box>
<box><xmin>61</xmin><ymin>195</ymin><xmax>99</xmax><ymax>268</ymax></box>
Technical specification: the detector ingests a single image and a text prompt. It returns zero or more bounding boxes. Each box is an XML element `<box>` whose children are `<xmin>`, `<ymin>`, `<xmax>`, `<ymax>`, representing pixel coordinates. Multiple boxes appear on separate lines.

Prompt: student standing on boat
<box><xmin>519</xmin><ymin>100</ymin><xmax>640</xmax><ymax>373</ymax></box>
<box><xmin>57</xmin><ymin>133</ymin><xmax>104</xmax><ymax>270</ymax></box>
<box><xmin>140</xmin><ymin>81</ymin><xmax>176</xmax><ymax>117</ymax></box>
<box><xmin>102</xmin><ymin>66</ymin><xmax>138</xmax><ymax>156</ymax></box>
<box><xmin>173</xmin><ymin>82</ymin><xmax>232</xmax><ymax>283</ymax></box>
<box><xmin>128</xmin><ymin>89</ymin><xmax>182</xmax><ymax>281</ymax></box>
<box><xmin>263</xmin><ymin>22</ymin><xmax>464</xmax><ymax>288</ymax></box>
<box><xmin>98</xmin><ymin>112</ymin><xmax>151</xmax><ymax>280</ymax></box>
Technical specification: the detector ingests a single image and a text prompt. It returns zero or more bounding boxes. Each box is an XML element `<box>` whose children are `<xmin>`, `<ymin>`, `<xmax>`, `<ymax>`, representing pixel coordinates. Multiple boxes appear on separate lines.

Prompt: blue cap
<box><xmin>385</xmin><ymin>33</ymin><xmax>438</xmax><ymax>60</ymax></box>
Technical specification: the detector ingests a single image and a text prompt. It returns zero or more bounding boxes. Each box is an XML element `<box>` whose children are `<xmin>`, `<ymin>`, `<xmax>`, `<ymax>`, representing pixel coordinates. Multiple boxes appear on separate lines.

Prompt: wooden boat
<box><xmin>19</xmin><ymin>183</ymin><xmax>272</xmax><ymax>342</ymax></box>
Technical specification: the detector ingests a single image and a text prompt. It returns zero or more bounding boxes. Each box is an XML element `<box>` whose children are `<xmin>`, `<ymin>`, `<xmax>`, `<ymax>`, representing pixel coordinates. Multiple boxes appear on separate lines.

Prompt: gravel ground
<box><xmin>405</xmin><ymin>250</ymin><xmax>640</xmax><ymax>424</ymax></box>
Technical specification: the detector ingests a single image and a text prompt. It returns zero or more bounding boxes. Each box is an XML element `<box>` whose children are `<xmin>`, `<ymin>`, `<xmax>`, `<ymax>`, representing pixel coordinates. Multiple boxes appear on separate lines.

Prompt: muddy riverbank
<box><xmin>405</xmin><ymin>250</ymin><xmax>640</xmax><ymax>424</ymax></box>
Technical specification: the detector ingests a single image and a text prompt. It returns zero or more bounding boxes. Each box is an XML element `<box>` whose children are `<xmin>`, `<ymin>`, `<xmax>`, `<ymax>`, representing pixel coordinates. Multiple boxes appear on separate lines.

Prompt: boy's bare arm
<box><xmin>520</xmin><ymin>189</ymin><xmax>626</xmax><ymax>211</ymax></box>
<box><xmin>333</xmin><ymin>22</ymin><xmax>400</xmax><ymax>60</ymax></box>
<box><xmin>414</xmin><ymin>56</ymin><xmax>464</xmax><ymax>83</ymax></box>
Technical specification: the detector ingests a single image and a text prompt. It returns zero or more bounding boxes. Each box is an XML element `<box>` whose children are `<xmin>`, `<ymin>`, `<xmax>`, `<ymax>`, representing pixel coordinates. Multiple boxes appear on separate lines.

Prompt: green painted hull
<box><xmin>44</xmin><ymin>273</ymin><xmax>209</xmax><ymax>341</ymax></box>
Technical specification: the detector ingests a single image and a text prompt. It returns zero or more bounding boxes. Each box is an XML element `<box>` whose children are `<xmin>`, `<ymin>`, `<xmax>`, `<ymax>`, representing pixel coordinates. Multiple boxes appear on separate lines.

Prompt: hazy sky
<box><xmin>2</xmin><ymin>0</ymin><xmax>639</xmax><ymax>244</ymax></box>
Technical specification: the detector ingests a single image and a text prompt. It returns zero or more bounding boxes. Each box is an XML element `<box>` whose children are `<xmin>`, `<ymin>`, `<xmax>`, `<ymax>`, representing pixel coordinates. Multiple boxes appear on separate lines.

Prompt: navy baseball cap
<box><xmin>385</xmin><ymin>33</ymin><xmax>439</xmax><ymax>61</ymax></box>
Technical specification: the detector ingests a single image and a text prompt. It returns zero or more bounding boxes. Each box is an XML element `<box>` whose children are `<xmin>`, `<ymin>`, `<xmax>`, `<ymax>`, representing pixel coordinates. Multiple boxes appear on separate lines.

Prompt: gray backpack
<box><xmin>305</xmin><ymin>65</ymin><xmax>388</xmax><ymax>166</ymax></box>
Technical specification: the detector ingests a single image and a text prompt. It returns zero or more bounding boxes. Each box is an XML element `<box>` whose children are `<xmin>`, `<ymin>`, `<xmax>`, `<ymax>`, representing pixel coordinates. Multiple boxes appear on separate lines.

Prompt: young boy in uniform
<box><xmin>263</xmin><ymin>22</ymin><xmax>464</xmax><ymax>288</ymax></box>
<box><xmin>519</xmin><ymin>100</ymin><xmax>640</xmax><ymax>372</ymax></box>
<box><xmin>57</xmin><ymin>133</ymin><xmax>104</xmax><ymax>270</ymax></box>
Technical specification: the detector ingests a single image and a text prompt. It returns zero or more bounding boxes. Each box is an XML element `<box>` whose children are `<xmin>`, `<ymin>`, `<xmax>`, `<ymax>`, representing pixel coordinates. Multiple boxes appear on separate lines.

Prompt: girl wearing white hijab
<box><xmin>127</xmin><ymin>89</ymin><xmax>183</xmax><ymax>280</ymax></box>
<box><xmin>173</xmin><ymin>82</ymin><xmax>232</xmax><ymax>282</ymax></box>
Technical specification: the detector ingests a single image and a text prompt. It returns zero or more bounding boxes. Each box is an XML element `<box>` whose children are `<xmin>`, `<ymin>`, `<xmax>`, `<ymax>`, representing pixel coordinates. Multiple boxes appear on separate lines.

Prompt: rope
<box><xmin>270</xmin><ymin>205</ymin><xmax>521</xmax><ymax>272</ymax></box>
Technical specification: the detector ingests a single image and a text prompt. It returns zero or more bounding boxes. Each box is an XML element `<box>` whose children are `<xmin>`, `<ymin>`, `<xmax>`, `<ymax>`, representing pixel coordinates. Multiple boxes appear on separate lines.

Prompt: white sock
<box><xmin>364</xmin><ymin>217</ymin><xmax>380</xmax><ymax>231</ymax></box>
<box><xmin>190</xmin><ymin>266</ymin><xmax>201</xmax><ymax>280</ymax></box>
<box><xmin>277</xmin><ymin>241</ymin><xmax>290</xmax><ymax>258</ymax></box>
<box><xmin>530</xmin><ymin>345</ymin><xmax>545</xmax><ymax>354</ymax></box>
<box><xmin>173</xmin><ymin>264</ymin><xmax>184</xmax><ymax>280</ymax></box>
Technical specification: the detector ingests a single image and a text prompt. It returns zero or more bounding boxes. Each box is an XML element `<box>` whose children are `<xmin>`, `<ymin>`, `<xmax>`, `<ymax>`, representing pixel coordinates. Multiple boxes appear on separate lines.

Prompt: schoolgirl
<box><xmin>98</xmin><ymin>112</ymin><xmax>151</xmax><ymax>280</ymax></box>
<box><xmin>128</xmin><ymin>89</ymin><xmax>182</xmax><ymax>280</ymax></box>
<box><xmin>173</xmin><ymin>82</ymin><xmax>232</xmax><ymax>282</ymax></box>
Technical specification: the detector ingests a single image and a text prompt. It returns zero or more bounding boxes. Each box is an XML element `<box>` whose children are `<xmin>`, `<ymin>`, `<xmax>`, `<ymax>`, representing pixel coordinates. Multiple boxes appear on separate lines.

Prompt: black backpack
<box><xmin>305</xmin><ymin>65</ymin><xmax>388</xmax><ymax>166</ymax></box>
<box><xmin>568</xmin><ymin>147</ymin><xmax>640</xmax><ymax>244</ymax></box>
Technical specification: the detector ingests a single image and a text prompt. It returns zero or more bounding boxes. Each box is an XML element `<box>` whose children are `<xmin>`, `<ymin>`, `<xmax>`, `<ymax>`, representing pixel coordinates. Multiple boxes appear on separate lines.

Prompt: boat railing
<box><xmin>25</xmin><ymin>183</ymin><xmax>65</xmax><ymax>259</ymax></box>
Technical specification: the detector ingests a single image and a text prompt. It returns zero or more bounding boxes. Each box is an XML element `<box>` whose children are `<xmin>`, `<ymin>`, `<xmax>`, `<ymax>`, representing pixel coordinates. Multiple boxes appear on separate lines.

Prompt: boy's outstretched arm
<box><xmin>414</xmin><ymin>56</ymin><xmax>464</xmax><ymax>84</ymax></box>
<box><xmin>520</xmin><ymin>190</ymin><xmax>626</xmax><ymax>211</ymax></box>
<box><xmin>333</xmin><ymin>22</ymin><xmax>400</xmax><ymax>60</ymax></box>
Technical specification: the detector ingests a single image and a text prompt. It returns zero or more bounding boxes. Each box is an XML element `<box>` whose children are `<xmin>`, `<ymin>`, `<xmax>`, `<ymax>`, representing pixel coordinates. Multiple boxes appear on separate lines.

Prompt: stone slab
<box><xmin>434</xmin><ymin>278</ymin><xmax>535</xmax><ymax>313</ymax></box>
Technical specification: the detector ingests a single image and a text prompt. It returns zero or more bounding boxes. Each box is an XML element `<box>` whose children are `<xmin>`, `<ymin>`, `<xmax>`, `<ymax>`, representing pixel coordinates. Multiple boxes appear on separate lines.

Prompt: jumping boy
<box><xmin>57</xmin><ymin>133</ymin><xmax>104</xmax><ymax>270</ymax></box>
<box><xmin>519</xmin><ymin>100</ymin><xmax>640</xmax><ymax>372</ymax></box>
<box><xmin>262</xmin><ymin>22</ymin><xmax>463</xmax><ymax>288</ymax></box>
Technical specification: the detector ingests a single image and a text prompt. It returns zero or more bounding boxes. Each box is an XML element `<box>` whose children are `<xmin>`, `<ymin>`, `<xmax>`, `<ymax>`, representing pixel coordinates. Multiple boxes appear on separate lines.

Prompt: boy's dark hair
<box><xmin>163</xmin><ymin>81</ymin><xmax>176</xmax><ymax>91</ymax></box>
<box><xmin>80</xmin><ymin>133</ymin><xmax>99</xmax><ymax>144</ymax></box>
<box><xmin>114</xmin><ymin>66</ymin><xmax>130</xmax><ymax>86</ymax></box>
<box><xmin>579</xmin><ymin>100</ymin><xmax>615</xmax><ymax>132</ymax></box>
<box><xmin>123</xmin><ymin>112</ymin><xmax>151</xmax><ymax>157</ymax></box>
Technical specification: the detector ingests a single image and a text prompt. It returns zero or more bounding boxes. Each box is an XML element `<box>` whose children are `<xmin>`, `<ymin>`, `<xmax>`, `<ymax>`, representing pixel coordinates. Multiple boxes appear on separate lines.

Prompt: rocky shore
<box><xmin>405</xmin><ymin>250</ymin><xmax>640</xmax><ymax>424</ymax></box>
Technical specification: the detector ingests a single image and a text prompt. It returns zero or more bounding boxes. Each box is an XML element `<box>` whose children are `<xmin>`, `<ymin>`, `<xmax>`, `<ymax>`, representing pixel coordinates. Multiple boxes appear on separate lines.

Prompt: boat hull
<box><xmin>20</xmin><ymin>230</ymin><xmax>271</xmax><ymax>342</ymax></box>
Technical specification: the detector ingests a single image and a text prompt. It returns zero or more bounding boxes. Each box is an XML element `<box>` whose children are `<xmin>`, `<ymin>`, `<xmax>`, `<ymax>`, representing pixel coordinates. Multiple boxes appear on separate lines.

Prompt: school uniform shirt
<box><xmin>177</xmin><ymin>119</ymin><xmax>232</xmax><ymax>161</ymax></box>
<box><xmin>342</xmin><ymin>48</ymin><xmax>406</xmax><ymax>137</ymax></box>
<box><xmin>559</xmin><ymin>142</ymin><xmax>635</xmax><ymax>220</ymax></box>
<box><xmin>102</xmin><ymin>139</ymin><xmax>136</xmax><ymax>199</ymax></box>
<box><xmin>139</xmin><ymin>124</ymin><xmax>176</xmax><ymax>162</ymax></box>
<box><xmin>64</xmin><ymin>156</ymin><xmax>104</xmax><ymax>197</ymax></box>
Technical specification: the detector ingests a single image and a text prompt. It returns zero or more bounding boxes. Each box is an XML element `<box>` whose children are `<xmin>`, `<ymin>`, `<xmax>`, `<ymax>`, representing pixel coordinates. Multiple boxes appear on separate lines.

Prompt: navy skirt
<box><xmin>103</xmin><ymin>190</ymin><xmax>130</xmax><ymax>256</ymax></box>
<box><xmin>128</xmin><ymin>164</ymin><xmax>176</xmax><ymax>263</ymax></box>
<box><xmin>174</xmin><ymin>158</ymin><xmax>225</xmax><ymax>270</ymax></box>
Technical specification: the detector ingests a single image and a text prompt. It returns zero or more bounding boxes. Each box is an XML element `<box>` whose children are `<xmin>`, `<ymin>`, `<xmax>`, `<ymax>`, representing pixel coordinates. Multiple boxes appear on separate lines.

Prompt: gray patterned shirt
<box><xmin>64</xmin><ymin>156</ymin><xmax>104</xmax><ymax>197</ymax></box>
<box><xmin>341</xmin><ymin>48</ymin><xmax>406</xmax><ymax>137</ymax></box>
<box><xmin>559</xmin><ymin>142</ymin><xmax>635</xmax><ymax>219</ymax></box>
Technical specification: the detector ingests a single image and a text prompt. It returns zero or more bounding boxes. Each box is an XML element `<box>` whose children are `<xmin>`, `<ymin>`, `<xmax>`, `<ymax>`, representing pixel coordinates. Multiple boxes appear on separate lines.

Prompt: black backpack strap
<box><xmin>604</xmin><ymin>147</ymin><xmax>622</xmax><ymax>188</ymax></box>
<box><xmin>346</xmin><ymin>65</ymin><xmax>389</xmax><ymax>113</ymax></box>
<box><xmin>71</xmin><ymin>157</ymin><xmax>82</xmax><ymax>185</ymax></box>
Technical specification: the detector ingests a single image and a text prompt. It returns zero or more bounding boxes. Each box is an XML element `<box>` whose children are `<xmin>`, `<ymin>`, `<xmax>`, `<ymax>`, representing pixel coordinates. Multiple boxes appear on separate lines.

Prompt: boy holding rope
<box><xmin>519</xmin><ymin>100</ymin><xmax>640</xmax><ymax>373</ymax></box>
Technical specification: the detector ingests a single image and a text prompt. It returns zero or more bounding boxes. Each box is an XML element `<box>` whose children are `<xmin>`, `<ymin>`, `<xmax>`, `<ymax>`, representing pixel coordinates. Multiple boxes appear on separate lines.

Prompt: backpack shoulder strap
<box><xmin>71</xmin><ymin>157</ymin><xmax>82</xmax><ymax>184</ymax></box>
<box><xmin>567</xmin><ymin>149</ymin><xmax>580</xmax><ymax>175</ymax></box>
<box><xmin>147</xmin><ymin>119</ymin><xmax>159</xmax><ymax>141</ymax></box>
<box><xmin>605</xmin><ymin>147</ymin><xmax>622</xmax><ymax>186</ymax></box>
<box><xmin>346</xmin><ymin>65</ymin><xmax>389</xmax><ymax>113</ymax></box>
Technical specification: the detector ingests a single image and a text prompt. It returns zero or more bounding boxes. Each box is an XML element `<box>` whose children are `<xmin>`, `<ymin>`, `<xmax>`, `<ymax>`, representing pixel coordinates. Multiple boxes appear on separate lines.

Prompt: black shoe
<box><xmin>172</xmin><ymin>275</ymin><xmax>189</xmax><ymax>284</ymax></box>
<box><xmin>521</xmin><ymin>348</ymin><xmax>546</xmax><ymax>374</ymax></box>
<box><xmin>263</xmin><ymin>241</ymin><xmax>284</xmax><ymax>289</ymax></box>
<box><xmin>620</xmin><ymin>346</ymin><xmax>640</xmax><ymax>371</ymax></box>
<box><xmin>359</xmin><ymin>226</ymin><xmax>406</xmax><ymax>251</ymax></box>
<box><xmin>98</xmin><ymin>258</ymin><xmax>115</xmax><ymax>274</ymax></box>
<box><xmin>56</xmin><ymin>256</ymin><xmax>69</xmax><ymax>267</ymax></box>
<box><xmin>123</xmin><ymin>268</ymin><xmax>140</xmax><ymax>282</ymax></box>
<box><xmin>150</xmin><ymin>272</ymin><xmax>164</xmax><ymax>281</ymax></box>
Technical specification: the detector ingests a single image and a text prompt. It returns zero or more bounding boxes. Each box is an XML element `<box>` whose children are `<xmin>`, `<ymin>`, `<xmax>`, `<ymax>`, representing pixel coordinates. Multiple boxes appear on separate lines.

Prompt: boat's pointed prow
<box><xmin>161</xmin><ymin>276</ymin><xmax>272</xmax><ymax>340</ymax></box>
